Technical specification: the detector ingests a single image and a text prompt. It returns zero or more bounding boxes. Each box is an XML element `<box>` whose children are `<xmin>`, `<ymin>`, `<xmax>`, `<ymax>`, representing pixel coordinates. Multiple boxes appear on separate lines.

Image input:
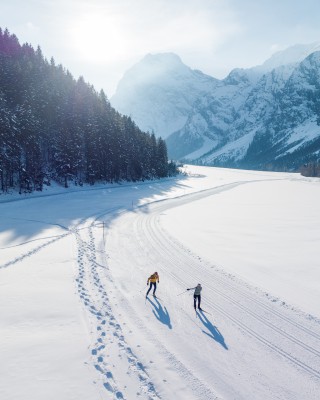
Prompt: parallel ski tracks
<box><xmin>146</xmin><ymin>224</ymin><xmax>320</xmax><ymax>379</ymax></box>
<box><xmin>1</xmin><ymin>203</ymin><xmax>161</xmax><ymax>398</ymax></box>
<box><xmin>74</xmin><ymin>213</ymin><xmax>161</xmax><ymax>399</ymax></box>
<box><xmin>5</xmin><ymin>180</ymin><xmax>319</xmax><ymax>391</ymax></box>
<box><xmin>132</xmin><ymin>183</ymin><xmax>320</xmax><ymax>381</ymax></box>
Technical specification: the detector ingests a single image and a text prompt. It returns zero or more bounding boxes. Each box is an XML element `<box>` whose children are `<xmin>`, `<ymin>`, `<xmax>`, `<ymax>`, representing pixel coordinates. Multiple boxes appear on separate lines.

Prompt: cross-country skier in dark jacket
<box><xmin>187</xmin><ymin>284</ymin><xmax>202</xmax><ymax>310</ymax></box>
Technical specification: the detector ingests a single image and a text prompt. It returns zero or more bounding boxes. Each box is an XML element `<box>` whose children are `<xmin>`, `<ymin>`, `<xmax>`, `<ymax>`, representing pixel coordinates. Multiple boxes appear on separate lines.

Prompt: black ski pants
<box><xmin>146</xmin><ymin>282</ymin><xmax>157</xmax><ymax>296</ymax></box>
<box><xmin>194</xmin><ymin>294</ymin><xmax>201</xmax><ymax>309</ymax></box>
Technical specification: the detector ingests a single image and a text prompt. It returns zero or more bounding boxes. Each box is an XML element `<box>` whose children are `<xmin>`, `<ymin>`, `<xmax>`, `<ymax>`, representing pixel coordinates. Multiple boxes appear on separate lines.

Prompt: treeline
<box><xmin>300</xmin><ymin>162</ymin><xmax>320</xmax><ymax>177</ymax></box>
<box><xmin>0</xmin><ymin>28</ymin><xmax>177</xmax><ymax>193</ymax></box>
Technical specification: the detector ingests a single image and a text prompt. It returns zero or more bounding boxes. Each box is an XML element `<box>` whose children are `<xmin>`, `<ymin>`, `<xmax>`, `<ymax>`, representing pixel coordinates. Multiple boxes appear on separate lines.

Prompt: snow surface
<box><xmin>286</xmin><ymin>119</ymin><xmax>320</xmax><ymax>151</ymax></box>
<box><xmin>199</xmin><ymin>132</ymin><xmax>256</xmax><ymax>164</ymax></box>
<box><xmin>183</xmin><ymin>136</ymin><xmax>216</xmax><ymax>160</ymax></box>
<box><xmin>255</xmin><ymin>42</ymin><xmax>320</xmax><ymax>73</ymax></box>
<box><xmin>1</xmin><ymin>165</ymin><xmax>320</xmax><ymax>400</ymax></box>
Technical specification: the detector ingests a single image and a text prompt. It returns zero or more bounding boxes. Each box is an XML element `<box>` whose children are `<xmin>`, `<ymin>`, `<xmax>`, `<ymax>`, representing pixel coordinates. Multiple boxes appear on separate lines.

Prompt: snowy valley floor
<box><xmin>0</xmin><ymin>166</ymin><xmax>320</xmax><ymax>400</ymax></box>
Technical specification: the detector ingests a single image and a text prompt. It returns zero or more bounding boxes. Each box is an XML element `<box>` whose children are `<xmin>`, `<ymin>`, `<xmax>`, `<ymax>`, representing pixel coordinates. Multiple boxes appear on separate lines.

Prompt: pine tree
<box><xmin>0</xmin><ymin>28</ymin><xmax>176</xmax><ymax>193</ymax></box>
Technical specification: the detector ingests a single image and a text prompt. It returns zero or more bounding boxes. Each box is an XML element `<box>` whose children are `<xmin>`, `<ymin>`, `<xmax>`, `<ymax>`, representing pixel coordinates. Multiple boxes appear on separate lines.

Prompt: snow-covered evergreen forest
<box><xmin>0</xmin><ymin>29</ymin><xmax>176</xmax><ymax>194</ymax></box>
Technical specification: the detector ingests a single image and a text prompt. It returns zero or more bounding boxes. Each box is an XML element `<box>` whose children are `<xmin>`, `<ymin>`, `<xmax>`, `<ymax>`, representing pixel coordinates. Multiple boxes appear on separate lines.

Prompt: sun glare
<box><xmin>69</xmin><ymin>14</ymin><xmax>128</xmax><ymax>64</ymax></box>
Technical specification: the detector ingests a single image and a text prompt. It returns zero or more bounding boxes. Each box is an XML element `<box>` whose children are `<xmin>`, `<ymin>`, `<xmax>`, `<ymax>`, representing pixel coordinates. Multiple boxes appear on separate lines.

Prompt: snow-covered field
<box><xmin>1</xmin><ymin>165</ymin><xmax>320</xmax><ymax>400</ymax></box>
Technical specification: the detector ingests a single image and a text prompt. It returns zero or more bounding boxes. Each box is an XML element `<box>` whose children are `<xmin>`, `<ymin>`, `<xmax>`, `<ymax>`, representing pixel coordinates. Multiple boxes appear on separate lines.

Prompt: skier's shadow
<box><xmin>197</xmin><ymin>311</ymin><xmax>228</xmax><ymax>350</ymax></box>
<box><xmin>147</xmin><ymin>297</ymin><xmax>172</xmax><ymax>329</ymax></box>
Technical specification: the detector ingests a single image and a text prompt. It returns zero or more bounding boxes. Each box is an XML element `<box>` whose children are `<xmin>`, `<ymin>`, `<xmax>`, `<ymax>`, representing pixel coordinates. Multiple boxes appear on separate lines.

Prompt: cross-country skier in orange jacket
<box><xmin>146</xmin><ymin>272</ymin><xmax>159</xmax><ymax>298</ymax></box>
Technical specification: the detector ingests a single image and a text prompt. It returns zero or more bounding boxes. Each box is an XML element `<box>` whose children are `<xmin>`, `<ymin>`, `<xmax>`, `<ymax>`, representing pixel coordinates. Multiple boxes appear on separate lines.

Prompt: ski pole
<box><xmin>140</xmin><ymin>285</ymin><xmax>147</xmax><ymax>293</ymax></box>
<box><xmin>177</xmin><ymin>290</ymin><xmax>189</xmax><ymax>296</ymax></box>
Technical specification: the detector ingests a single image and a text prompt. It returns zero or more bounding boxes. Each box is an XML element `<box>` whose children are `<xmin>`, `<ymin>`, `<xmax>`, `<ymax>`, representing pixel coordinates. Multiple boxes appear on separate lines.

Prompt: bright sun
<box><xmin>69</xmin><ymin>14</ymin><xmax>128</xmax><ymax>64</ymax></box>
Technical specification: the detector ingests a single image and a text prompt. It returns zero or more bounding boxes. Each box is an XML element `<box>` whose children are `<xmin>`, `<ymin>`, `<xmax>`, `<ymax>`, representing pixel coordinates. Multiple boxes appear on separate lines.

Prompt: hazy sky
<box><xmin>1</xmin><ymin>0</ymin><xmax>320</xmax><ymax>96</ymax></box>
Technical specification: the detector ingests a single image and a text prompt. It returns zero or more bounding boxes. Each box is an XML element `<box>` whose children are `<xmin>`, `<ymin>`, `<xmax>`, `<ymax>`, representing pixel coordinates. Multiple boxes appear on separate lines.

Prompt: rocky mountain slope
<box><xmin>111</xmin><ymin>44</ymin><xmax>320</xmax><ymax>170</ymax></box>
<box><xmin>111</xmin><ymin>53</ymin><xmax>218</xmax><ymax>139</ymax></box>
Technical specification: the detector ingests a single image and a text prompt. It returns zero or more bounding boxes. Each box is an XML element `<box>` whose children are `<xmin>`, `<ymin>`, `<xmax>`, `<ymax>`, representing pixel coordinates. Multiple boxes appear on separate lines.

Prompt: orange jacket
<box><xmin>147</xmin><ymin>273</ymin><xmax>159</xmax><ymax>283</ymax></box>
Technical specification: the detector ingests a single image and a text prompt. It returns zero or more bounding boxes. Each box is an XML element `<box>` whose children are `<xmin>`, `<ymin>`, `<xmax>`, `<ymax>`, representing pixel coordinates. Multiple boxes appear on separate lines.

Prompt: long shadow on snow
<box><xmin>0</xmin><ymin>176</ymin><xmax>192</xmax><ymax>246</ymax></box>
<box><xmin>147</xmin><ymin>297</ymin><xmax>172</xmax><ymax>329</ymax></box>
<box><xmin>197</xmin><ymin>310</ymin><xmax>228</xmax><ymax>350</ymax></box>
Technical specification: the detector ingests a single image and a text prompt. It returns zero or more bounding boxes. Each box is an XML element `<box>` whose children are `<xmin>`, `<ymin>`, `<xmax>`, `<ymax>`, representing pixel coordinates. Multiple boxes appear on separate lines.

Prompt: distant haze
<box><xmin>1</xmin><ymin>0</ymin><xmax>320</xmax><ymax>96</ymax></box>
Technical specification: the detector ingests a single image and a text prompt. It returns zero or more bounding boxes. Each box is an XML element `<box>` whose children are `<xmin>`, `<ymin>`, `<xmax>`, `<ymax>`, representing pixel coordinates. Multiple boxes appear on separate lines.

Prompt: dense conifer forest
<box><xmin>300</xmin><ymin>161</ymin><xmax>320</xmax><ymax>177</ymax></box>
<box><xmin>0</xmin><ymin>28</ymin><xmax>177</xmax><ymax>193</ymax></box>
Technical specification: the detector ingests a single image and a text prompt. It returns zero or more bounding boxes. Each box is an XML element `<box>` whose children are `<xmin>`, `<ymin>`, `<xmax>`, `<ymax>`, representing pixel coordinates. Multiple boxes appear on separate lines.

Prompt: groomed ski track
<box><xmin>1</xmin><ymin>171</ymin><xmax>320</xmax><ymax>399</ymax></box>
<box><xmin>102</xmin><ymin>181</ymin><xmax>320</xmax><ymax>399</ymax></box>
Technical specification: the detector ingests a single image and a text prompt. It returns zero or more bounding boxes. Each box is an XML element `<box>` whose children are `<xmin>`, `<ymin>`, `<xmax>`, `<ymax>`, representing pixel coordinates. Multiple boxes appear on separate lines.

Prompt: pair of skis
<box><xmin>145</xmin><ymin>294</ymin><xmax>162</xmax><ymax>301</ymax></box>
<box><xmin>177</xmin><ymin>290</ymin><xmax>212</xmax><ymax>316</ymax></box>
<box><xmin>145</xmin><ymin>292</ymin><xmax>212</xmax><ymax>316</ymax></box>
<box><xmin>195</xmin><ymin>308</ymin><xmax>211</xmax><ymax>316</ymax></box>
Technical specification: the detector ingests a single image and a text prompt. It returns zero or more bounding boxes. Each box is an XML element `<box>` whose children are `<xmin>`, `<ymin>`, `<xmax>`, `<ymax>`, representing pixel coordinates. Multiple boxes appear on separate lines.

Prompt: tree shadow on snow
<box><xmin>0</xmin><ymin>176</ymin><xmax>192</xmax><ymax>245</ymax></box>
<box><xmin>197</xmin><ymin>311</ymin><xmax>228</xmax><ymax>350</ymax></box>
<box><xmin>147</xmin><ymin>297</ymin><xmax>172</xmax><ymax>329</ymax></box>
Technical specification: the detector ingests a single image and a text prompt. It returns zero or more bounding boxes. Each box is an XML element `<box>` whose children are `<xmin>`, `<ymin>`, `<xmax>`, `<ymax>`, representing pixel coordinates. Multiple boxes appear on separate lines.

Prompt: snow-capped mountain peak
<box><xmin>111</xmin><ymin>53</ymin><xmax>217</xmax><ymax>139</ymax></box>
<box><xmin>115</xmin><ymin>53</ymin><xmax>185</xmax><ymax>90</ymax></box>
<box><xmin>255</xmin><ymin>42</ymin><xmax>320</xmax><ymax>72</ymax></box>
<box><xmin>111</xmin><ymin>44</ymin><xmax>320</xmax><ymax>169</ymax></box>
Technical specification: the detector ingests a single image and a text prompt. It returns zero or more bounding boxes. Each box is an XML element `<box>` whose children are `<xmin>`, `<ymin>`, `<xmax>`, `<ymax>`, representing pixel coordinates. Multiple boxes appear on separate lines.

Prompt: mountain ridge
<box><xmin>111</xmin><ymin>44</ymin><xmax>320</xmax><ymax>170</ymax></box>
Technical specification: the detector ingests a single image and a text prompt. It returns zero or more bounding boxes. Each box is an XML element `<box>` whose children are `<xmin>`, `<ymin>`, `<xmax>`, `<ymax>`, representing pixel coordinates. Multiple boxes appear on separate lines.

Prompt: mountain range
<box><xmin>111</xmin><ymin>43</ymin><xmax>320</xmax><ymax>170</ymax></box>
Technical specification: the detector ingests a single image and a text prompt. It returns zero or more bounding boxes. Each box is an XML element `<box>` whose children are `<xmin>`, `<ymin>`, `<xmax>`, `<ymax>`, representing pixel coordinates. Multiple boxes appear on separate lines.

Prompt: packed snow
<box><xmin>285</xmin><ymin>119</ymin><xmax>320</xmax><ymax>151</ymax></box>
<box><xmin>1</xmin><ymin>165</ymin><xmax>320</xmax><ymax>400</ymax></box>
